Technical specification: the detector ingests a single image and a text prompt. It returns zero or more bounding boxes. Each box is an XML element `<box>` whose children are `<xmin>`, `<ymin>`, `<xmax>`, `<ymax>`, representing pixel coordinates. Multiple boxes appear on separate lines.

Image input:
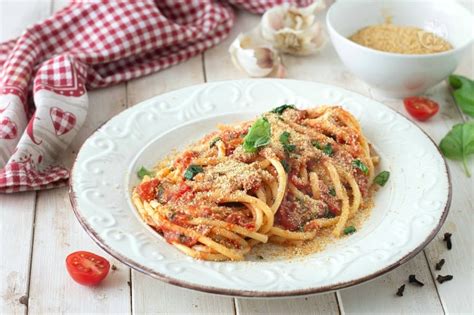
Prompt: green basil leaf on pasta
<box><xmin>279</xmin><ymin>131</ymin><xmax>296</xmax><ymax>153</ymax></box>
<box><xmin>270</xmin><ymin>104</ymin><xmax>296</xmax><ymax>115</ymax></box>
<box><xmin>137</xmin><ymin>166</ymin><xmax>153</xmax><ymax>179</ymax></box>
<box><xmin>209</xmin><ymin>137</ymin><xmax>221</xmax><ymax>148</ymax></box>
<box><xmin>374</xmin><ymin>171</ymin><xmax>390</xmax><ymax>186</ymax></box>
<box><xmin>323</xmin><ymin>144</ymin><xmax>333</xmax><ymax>156</ymax></box>
<box><xmin>311</xmin><ymin>140</ymin><xmax>322</xmax><ymax>149</ymax></box>
<box><xmin>352</xmin><ymin>159</ymin><xmax>369</xmax><ymax>175</ymax></box>
<box><xmin>281</xmin><ymin>160</ymin><xmax>290</xmax><ymax>173</ymax></box>
<box><xmin>243</xmin><ymin>117</ymin><xmax>271</xmax><ymax>153</ymax></box>
<box><xmin>184</xmin><ymin>164</ymin><xmax>203</xmax><ymax>180</ymax></box>
<box><xmin>312</xmin><ymin>140</ymin><xmax>333</xmax><ymax>156</ymax></box>
<box><xmin>343</xmin><ymin>226</ymin><xmax>356</xmax><ymax>235</ymax></box>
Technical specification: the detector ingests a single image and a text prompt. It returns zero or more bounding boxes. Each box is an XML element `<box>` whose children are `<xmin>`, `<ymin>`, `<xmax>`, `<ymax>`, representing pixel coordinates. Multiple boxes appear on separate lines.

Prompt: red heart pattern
<box><xmin>50</xmin><ymin>107</ymin><xmax>76</xmax><ymax>136</ymax></box>
<box><xmin>0</xmin><ymin>117</ymin><xmax>17</xmax><ymax>139</ymax></box>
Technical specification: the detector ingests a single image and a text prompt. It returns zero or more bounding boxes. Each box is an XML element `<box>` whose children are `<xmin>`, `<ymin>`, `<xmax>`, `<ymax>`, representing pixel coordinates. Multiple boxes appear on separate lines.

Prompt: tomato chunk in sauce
<box><xmin>161</xmin><ymin>228</ymin><xmax>197</xmax><ymax>247</ymax></box>
<box><xmin>136</xmin><ymin>179</ymin><xmax>159</xmax><ymax>201</ymax></box>
<box><xmin>275</xmin><ymin>193</ymin><xmax>320</xmax><ymax>231</ymax></box>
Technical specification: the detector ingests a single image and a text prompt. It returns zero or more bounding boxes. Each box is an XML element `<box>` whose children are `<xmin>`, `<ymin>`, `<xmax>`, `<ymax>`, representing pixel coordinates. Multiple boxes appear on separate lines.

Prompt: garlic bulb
<box><xmin>261</xmin><ymin>1</ymin><xmax>326</xmax><ymax>55</ymax></box>
<box><xmin>229</xmin><ymin>30</ymin><xmax>281</xmax><ymax>77</ymax></box>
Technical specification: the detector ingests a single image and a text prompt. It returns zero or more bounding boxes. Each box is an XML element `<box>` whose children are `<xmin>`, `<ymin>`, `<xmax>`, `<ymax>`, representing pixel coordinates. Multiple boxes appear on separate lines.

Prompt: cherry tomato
<box><xmin>136</xmin><ymin>178</ymin><xmax>159</xmax><ymax>201</ymax></box>
<box><xmin>403</xmin><ymin>96</ymin><xmax>439</xmax><ymax>121</ymax></box>
<box><xmin>66</xmin><ymin>251</ymin><xmax>110</xmax><ymax>286</ymax></box>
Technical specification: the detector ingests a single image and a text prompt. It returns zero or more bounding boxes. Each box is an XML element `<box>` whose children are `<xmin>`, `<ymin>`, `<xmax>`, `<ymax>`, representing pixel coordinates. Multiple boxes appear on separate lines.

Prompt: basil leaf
<box><xmin>344</xmin><ymin>226</ymin><xmax>356</xmax><ymax>235</ymax></box>
<box><xmin>184</xmin><ymin>164</ymin><xmax>203</xmax><ymax>180</ymax></box>
<box><xmin>439</xmin><ymin>122</ymin><xmax>474</xmax><ymax>177</ymax></box>
<box><xmin>374</xmin><ymin>171</ymin><xmax>390</xmax><ymax>186</ymax></box>
<box><xmin>279</xmin><ymin>131</ymin><xmax>296</xmax><ymax>153</ymax></box>
<box><xmin>156</xmin><ymin>185</ymin><xmax>165</xmax><ymax>203</ymax></box>
<box><xmin>328</xmin><ymin>187</ymin><xmax>336</xmax><ymax>196</ymax></box>
<box><xmin>281</xmin><ymin>160</ymin><xmax>290</xmax><ymax>173</ymax></box>
<box><xmin>311</xmin><ymin>140</ymin><xmax>322</xmax><ymax>149</ymax></box>
<box><xmin>270</xmin><ymin>104</ymin><xmax>296</xmax><ymax>115</ymax></box>
<box><xmin>323</xmin><ymin>144</ymin><xmax>333</xmax><ymax>156</ymax></box>
<box><xmin>254</xmin><ymin>136</ymin><xmax>270</xmax><ymax>147</ymax></box>
<box><xmin>352</xmin><ymin>159</ymin><xmax>369</xmax><ymax>175</ymax></box>
<box><xmin>280</xmin><ymin>131</ymin><xmax>291</xmax><ymax>144</ymax></box>
<box><xmin>243</xmin><ymin>117</ymin><xmax>271</xmax><ymax>153</ymax></box>
<box><xmin>449</xmin><ymin>75</ymin><xmax>474</xmax><ymax>117</ymax></box>
<box><xmin>209</xmin><ymin>137</ymin><xmax>221</xmax><ymax>148</ymax></box>
<box><xmin>313</xmin><ymin>140</ymin><xmax>333</xmax><ymax>156</ymax></box>
<box><xmin>137</xmin><ymin>166</ymin><xmax>153</xmax><ymax>179</ymax></box>
<box><xmin>324</xmin><ymin>209</ymin><xmax>336</xmax><ymax>218</ymax></box>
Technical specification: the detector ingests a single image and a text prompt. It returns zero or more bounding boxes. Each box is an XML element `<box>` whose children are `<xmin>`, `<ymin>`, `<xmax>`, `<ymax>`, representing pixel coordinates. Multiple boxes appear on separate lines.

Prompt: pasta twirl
<box><xmin>132</xmin><ymin>105</ymin><xmax>379</xmax><ymax>261</ymax></box>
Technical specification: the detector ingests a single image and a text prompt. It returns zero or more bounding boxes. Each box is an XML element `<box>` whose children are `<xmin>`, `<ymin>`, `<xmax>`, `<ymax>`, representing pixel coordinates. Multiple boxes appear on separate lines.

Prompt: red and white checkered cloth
<box><xmin>0</xmin><ymin>0</ymin><xmax>314</xmax><ymax>193</ymax></box>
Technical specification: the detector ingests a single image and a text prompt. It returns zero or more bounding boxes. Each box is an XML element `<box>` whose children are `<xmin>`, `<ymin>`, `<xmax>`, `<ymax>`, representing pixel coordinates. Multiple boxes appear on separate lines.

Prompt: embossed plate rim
<box><xmin>69</xmin><ymin>79</ymin><xmax>451</xmax><ymax>297</ymax></box>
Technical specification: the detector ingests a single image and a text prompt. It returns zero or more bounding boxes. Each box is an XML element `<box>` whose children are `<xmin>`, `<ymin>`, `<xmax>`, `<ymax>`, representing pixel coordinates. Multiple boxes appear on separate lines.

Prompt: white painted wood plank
<box><xmin>423</xmin><ymin>161</ymin><xmax>473</xmax><ymax>315</ymax></box>
<box><xmin>127</xmin><ymin>57</ymin><xmax>205</xmax><ymax>106</ymax></box>
<box><xmin>340</xmin><ymin>253</ymin><xmax>443</xmax><ymax>314</ymax></box>
<box><xmin>29</xmin><ymin>187</ymin><xmax>132</xmax><ymax>314</ymax></box>
<box><xmin>29</xmin><ymin>85</ymin><xmax>132</xmax><ymax>314</ymax></box>
<box><xmin>132</xmin><ymin>277</ymin><xmax>235</xmax><ymax>315</ymax></box>
<box><xmin>0</xmin><ymin>0</ymin><xmax>51</xmax><ymax>42</ymax></box>
<box><xmin>0</xmin><ymin>192</ymin><xmax>36</xmax><ymax>315</ymax></box>
<box><xmin>127</xmin><ymin>56</ymin><xmax>235</xmax><ymax>314</ymax></box>
<box><xmin>0</xmin><ymin>1</ymin><xmax>52</xmax><ymax>314</ymax></box>
<box><xmin>236</xmin><ymin>294</ymin><xmax>339</xmax><ymax>315</ymax></box>
<box><xmin>417</xmin><ymin>75</ymin><xmax>473</xmax><ymax>314</ymax></box>
<box><xmin>52</xmin><ymin>0</ymin><xmax>70</xmax><ymax>12</ymax></box>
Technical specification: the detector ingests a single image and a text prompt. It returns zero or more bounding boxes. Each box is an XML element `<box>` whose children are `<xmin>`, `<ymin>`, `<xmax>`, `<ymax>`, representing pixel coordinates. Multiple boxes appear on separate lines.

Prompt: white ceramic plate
<box><xmin>70</xmin><ymin>79</ymin><xmax>450</xmax><ymax>297</ymax></box>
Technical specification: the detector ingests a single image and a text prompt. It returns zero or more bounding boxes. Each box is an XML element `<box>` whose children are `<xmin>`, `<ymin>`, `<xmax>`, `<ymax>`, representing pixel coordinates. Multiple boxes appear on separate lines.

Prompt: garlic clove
<box><xmin>261</xmin><ymin>1</ymin><xmax>327</xmax><ymax>55</ymax></box>
<box><xmin>275</xmin><ymin>64</ymin><xmax>287</xmax><ymax>78</ymax></box>
<box><xmin>229</xmin><ymin>31</ymin><xmax>281</xmax><ymax>77</ymax></box>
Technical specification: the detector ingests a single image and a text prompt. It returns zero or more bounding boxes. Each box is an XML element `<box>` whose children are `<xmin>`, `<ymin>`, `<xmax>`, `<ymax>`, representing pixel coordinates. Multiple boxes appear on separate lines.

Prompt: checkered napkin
<box><xmin>0</xmin><ymin>0</ymin><xmax>314</xmax><ymax>193</ymax></box>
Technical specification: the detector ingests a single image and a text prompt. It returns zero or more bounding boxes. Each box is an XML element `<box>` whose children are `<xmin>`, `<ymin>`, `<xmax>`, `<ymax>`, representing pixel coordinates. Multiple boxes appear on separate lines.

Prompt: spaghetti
<box><xmin>132</xmin><ymin>105</ymin><xmax>381</xmax><ymax>261</ymax></box>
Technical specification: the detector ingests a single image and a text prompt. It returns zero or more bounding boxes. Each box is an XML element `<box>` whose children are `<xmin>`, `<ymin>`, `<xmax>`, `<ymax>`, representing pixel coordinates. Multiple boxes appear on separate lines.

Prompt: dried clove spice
<box><xmin>436</xmin><ymin>275</ymin><xmax>453</xmax><ymax>284</ymax></box>
<box><xmin>396</xmin><ymin>284</ymin><xmax>405</xmax><ymax>297</ymax></box>
<box><xmin>19</xmin><ymin>295</ymin><xmax>28</xmax><ymax>306</ymax></box>
<box><xmin>435</xmin><ymin>259</ymin><xmax>445</xmax><ymax>271</ymax></box>
<box><xmin>443</xmin><ymin>232</ymin><xmax>452</xmax><ymax>250</ymax></box>
<box><xmin>408</xmin><ymin>274</ymin><xmax>424</xmax><ymax>286</ymax></box>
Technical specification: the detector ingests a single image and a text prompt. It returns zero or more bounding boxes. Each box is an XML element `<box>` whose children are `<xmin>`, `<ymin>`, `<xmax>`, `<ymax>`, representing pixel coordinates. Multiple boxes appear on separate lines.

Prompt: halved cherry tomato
<box><xmin>66</xmin><ymin>251</ymin><xmax>110</xmax><ymax>286</ymax></box>
<box><xmin>136</xmin><ymin>178</ymin><xmax>159</xmax><ymax>201</ymax></box>
<box><xmin>403</xmin><ymin>96</ymin><xmax>439</xmax><ymax>121</ymax></box>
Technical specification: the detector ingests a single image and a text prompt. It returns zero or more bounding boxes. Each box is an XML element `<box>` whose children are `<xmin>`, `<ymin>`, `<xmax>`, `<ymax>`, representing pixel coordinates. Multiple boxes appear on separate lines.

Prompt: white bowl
<box><xmin>327</xmin><ymin>0</ymin><xmax>473</xmax><ymax>98</ymax></box>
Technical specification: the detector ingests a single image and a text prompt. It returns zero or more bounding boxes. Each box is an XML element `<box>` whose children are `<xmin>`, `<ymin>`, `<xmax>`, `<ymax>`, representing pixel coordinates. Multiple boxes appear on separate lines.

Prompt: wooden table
<box><xmin>1</xmin><ymin>1</ymin><xmax>472</xmax><ymax>314</ymax></box>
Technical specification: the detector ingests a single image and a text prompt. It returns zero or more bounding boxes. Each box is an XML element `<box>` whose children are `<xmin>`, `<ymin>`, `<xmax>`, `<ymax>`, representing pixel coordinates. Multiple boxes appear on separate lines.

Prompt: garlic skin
<box><xmin>229</xmin><ymin>30</ymin><xmax>281</xmax><ymax>77</ymax></box>
<box><xmin>261</xmin><ymin>1</ymin><xmax>327</xmax><ymax>55</ymax></box>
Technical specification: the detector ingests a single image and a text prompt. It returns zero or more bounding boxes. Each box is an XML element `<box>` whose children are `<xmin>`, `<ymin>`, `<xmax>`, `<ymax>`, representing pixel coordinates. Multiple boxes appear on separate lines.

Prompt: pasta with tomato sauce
<box><xmin>132</xmin><ymin>105</ymin><xmax>383</xmax><ymax>261</ymax></box>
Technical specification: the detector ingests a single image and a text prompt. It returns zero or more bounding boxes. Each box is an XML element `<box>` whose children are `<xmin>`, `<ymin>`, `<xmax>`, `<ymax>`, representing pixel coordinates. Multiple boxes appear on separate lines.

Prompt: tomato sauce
<box><xmin>174</xmin><ymin>150</ymin><xmax>198</xmax><ymax>169</ymax></box>
<box><xmin>161</xmin><ymin>228</ymin><xmax>197</xmax><ymax>247</ymax></box>
<box><xmin>136</xmin><ymin>179</ymin><xmax>159</xmax><ymax>201</ymax></box>
<box><xmin>275</xmin><ymin>193</ymin><xmax>311</xmax><ymax>231</ymax></box>
<box><xmin>225</xmin><ymin>212</ymin><xmax>255</xmax><ymax>230</ymax></box>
